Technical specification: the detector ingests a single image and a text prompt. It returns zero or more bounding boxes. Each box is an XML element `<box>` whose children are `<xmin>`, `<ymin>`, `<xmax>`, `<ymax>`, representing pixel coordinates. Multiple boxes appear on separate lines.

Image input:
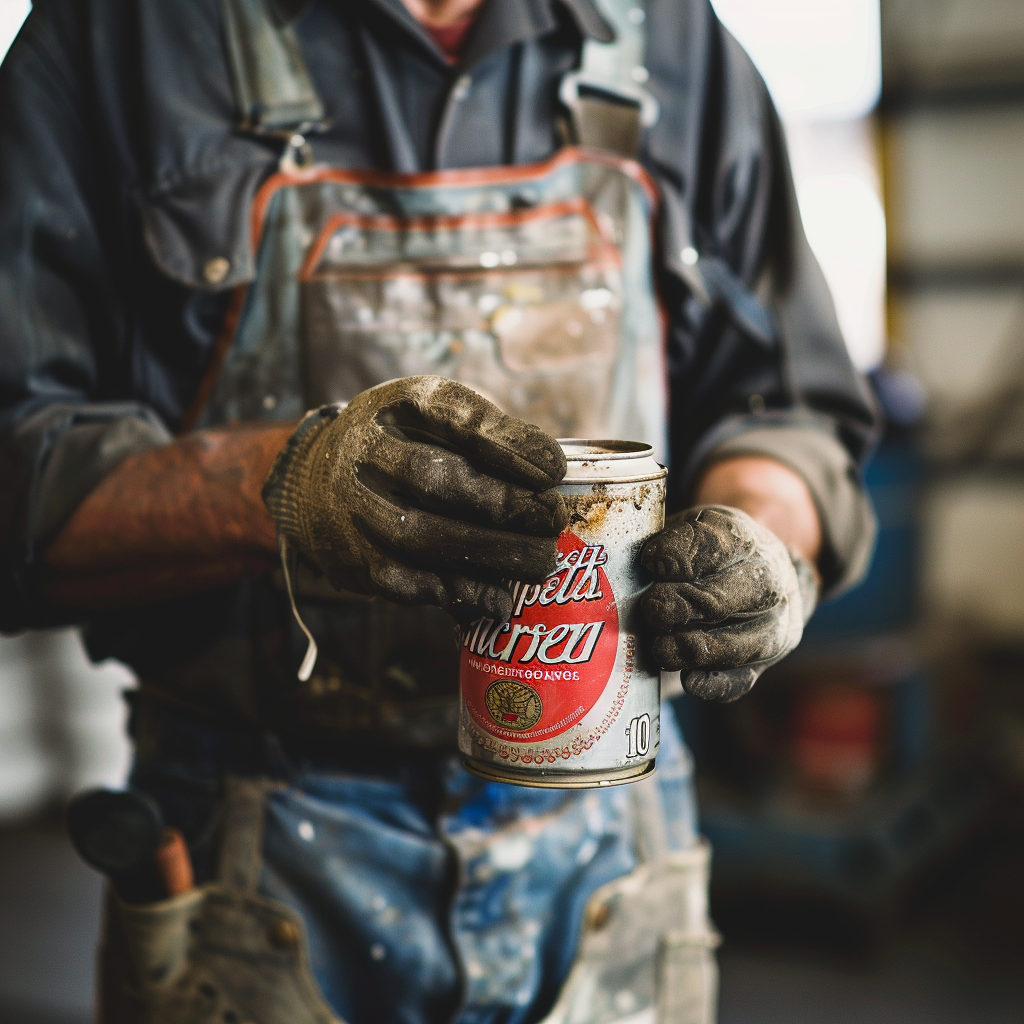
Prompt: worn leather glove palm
<box><xmin>263</xmin><ymin>376</ymin><xmax>568</xmax><ymax>625</ymax></box>
<box><xmin>641</xmin><ymin>505</ymin><xmax>818</xmax><ymax>702</ymax></box>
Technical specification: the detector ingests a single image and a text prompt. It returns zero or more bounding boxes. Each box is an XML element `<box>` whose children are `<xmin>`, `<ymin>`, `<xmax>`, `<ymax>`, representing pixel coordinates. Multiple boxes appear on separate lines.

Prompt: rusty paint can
<box><xmin>459</xmin><ymin>440</ymin><xmax>667</xmax><ymax>788</ymax></box>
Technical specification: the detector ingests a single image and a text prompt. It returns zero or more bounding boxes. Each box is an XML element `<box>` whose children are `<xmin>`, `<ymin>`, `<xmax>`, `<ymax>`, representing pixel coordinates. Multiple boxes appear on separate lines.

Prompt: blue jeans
<box><xmin>130</xmin><ymin>703</ymin><xmax>697</xmax><ymax>1024</ymax></box>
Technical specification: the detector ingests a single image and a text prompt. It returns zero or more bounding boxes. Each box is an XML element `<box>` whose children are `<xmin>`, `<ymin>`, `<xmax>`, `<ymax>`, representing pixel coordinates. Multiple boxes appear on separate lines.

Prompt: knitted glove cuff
<box><xmin>262</xmin><ymin>403</ymin><xmax>345</xmax><ymax>547</ymax></box>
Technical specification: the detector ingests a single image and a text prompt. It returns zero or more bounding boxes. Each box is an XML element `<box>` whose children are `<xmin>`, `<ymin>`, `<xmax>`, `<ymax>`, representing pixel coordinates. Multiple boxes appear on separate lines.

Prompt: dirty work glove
<box><xmin>641</xmin><ymin>506</ymin><xmax>818</xmax><ymax>702</ymax></box>
<box><xmin>262</xmin><ymin>376</ymin><xmax>568</xmax><ymax>626</ymax></box>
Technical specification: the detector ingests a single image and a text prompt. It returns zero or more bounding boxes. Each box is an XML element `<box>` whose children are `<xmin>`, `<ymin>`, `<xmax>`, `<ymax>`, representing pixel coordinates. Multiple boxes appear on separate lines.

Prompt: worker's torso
<box><xmin>82</xmin><ymin>0</ymin><xmax>708</xmax><ymax>738</ymax></box>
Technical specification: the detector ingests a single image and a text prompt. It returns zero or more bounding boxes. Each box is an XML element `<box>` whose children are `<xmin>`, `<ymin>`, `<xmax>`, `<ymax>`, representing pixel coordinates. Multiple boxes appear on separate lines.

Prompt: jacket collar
<box><xmin>559</xmin><ymin>0</ymin><xmax>616</xmax><ymax>43</ymax></box>
<box><xmin>356</xmin><ymin>0</ymin><xmax>614</xmax><ymax>71</ymax></box>
<box><xmin>267</xmin><ymin>0</ymin><xmax>313</xmax><ymax>24</ymax></box>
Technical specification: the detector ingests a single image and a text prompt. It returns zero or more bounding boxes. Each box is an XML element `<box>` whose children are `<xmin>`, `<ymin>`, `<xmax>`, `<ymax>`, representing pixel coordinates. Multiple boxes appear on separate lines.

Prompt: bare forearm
<box><xmin>42</xmin><ymin>423</ymin><xmax>294</xmax><ymax>606</ymax></box>
<box><xmin>693</xmin><ymin>456</ymin><xmax>822</xmax><ymax>567</ymax></box>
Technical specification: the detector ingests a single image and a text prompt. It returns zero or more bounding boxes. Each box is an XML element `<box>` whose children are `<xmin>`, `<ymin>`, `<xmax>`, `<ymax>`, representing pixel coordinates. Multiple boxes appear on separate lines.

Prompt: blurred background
<box><xmin>2</xmin><ymin>0</ymin><xmax>1024</xmax><ymax>1021</ymax></box>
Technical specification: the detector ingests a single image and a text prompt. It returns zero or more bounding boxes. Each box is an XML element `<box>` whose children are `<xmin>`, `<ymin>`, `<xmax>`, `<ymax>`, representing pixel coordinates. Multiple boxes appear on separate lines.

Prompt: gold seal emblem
<box><xmin>485</xmin><ymin>679</ymin><xmax>543</xmax><ymax>731</ymax></box>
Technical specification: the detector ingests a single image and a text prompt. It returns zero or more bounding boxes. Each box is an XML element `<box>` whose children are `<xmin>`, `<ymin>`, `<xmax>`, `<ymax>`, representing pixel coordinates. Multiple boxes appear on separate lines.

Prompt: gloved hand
<box><xmin>641</xmin><ymin>505</ymin><xmax>818</xmax><ymax>702</ymax></box>
<box><xmin>262</xmin><ymin>376</ymin><xmax>568</xmax><ymax>625</ymax></box>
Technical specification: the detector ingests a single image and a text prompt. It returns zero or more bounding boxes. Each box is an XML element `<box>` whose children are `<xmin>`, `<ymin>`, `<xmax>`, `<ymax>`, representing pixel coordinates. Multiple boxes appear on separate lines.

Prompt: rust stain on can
<box><xmin>572</xmin><ymin>493</ymin><xmax>613</xmax><ymax>532</ymax></box>
<box><xmin>458</xmin><ymin>439</ymin><xmax>667</xmax><ymax>788</ymax></box>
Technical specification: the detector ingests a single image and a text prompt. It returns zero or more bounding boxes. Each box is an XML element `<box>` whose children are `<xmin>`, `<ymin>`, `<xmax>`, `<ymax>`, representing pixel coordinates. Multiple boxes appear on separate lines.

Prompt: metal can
<box><xmin>459</xmin><ymin>440</ymin><xmax>667</xmax><ymax>787</ymax></box>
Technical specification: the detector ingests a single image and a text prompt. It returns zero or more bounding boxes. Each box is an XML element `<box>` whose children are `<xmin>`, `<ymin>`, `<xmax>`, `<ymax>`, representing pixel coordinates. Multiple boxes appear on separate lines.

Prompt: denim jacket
<box><xmin>0</xmin><ymin>0</ymin><xmax>877</xmax><ymax>719</ymax></box>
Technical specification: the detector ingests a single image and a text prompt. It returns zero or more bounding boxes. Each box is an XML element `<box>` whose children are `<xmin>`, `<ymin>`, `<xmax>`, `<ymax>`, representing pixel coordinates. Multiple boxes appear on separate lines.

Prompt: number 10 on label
<box><xmin>625</xmin><ymin>713</ymin><xmax>651</xmax><ymax>758</ymax></box>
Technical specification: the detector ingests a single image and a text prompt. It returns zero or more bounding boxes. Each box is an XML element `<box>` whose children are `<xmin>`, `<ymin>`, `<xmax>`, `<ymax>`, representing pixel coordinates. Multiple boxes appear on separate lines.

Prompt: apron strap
<box><xmin>629</xmin><ymin>768</ymin><xmax>670</xmax><ymax>864</ymax></box>
<box><xmin>221</xmin><ymin>0</ymin><xmax>327</xmax><ymax>134</ymax></box>
<box><xmin>217</xmin><ymin>775</ymin><xmax>273</xmax><ymax>894</ymax></box>
<box><xmin>560</xmin><ymin>0</ymin><xmax>658</xmax><ymax>157</ymax></box>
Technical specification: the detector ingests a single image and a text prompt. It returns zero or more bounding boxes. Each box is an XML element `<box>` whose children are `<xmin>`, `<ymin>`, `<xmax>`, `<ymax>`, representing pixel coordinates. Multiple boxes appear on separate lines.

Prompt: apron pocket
<box><xmin>538</xmin><ymin>842</ymin><xmax>719</xmax><ymax>1024</ymax></box>
<box><xmin>99</xmin><ymin>884</ymin><xmax>343</xmax><ymax>1024</ymax></box>
<box><xmin>298</xmin><ymin>198</ymin><xmax>623</xmax><ymax>437</ymax></box>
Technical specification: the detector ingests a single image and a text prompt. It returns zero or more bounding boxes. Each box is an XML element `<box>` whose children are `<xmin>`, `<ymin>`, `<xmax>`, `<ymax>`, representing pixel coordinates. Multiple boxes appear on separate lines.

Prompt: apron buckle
<box><xmin>559</xmin><ymin>72</ymin><xmax>659</xmax><ymax>157</ymax></box>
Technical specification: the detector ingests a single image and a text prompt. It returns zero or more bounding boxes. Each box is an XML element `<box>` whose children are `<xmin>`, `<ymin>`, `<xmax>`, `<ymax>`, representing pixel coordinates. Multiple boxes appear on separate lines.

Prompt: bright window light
<box><xmin>710</xmin><ymin>0</ymin><xmax>881</xmax><ymax>123</ymax></box>
<box><xmin>711</xmin><ymin>0</ymin><xmax>886</xmax><ymax>370</ymax></box>
<box><xmin>0</xmin><ymin>0</ymin><xmax>30</xmax><ymax>63</ymax></box>
<box><xmin>798</xmin><ymin>170</ymin><xmax>887</xmax><ymax>371</ymax></box>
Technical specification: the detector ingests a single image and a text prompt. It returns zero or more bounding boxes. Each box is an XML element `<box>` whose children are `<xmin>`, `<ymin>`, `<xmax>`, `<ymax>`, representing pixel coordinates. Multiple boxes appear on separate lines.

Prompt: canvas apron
<box><xmin>102</xmin><ymin>1</ymin><xmax>719</xmax><ymax>1021</ymax></box>
<box><xmin>101</xmin><ymin>776</ymin><xmax>717</xmax><ymax>1024</ymax></box>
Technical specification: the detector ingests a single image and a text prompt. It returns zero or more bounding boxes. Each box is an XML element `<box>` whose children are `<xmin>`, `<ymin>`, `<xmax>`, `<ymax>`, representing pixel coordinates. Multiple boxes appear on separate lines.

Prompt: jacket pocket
<box><xmin>137</xmin><ymin>163</ymin><xmax>270</xmax><ymax>293</ymax></box>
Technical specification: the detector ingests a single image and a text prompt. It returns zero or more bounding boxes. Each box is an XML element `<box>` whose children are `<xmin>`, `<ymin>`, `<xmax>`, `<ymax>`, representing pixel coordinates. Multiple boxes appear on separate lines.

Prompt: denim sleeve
<box><xmin>0</xmin><ymin>402</ymin><xmax>172</xmax><ymax>628</ymax></box>
<box><xmin>0</xmin><ymin>8</ymin><xmax>171</xmax><ymax>629</ymax></box>
<box><xmin>658</xmin><ymin>12</ymin><xmax>881</xmax><ymax>598</ymax></box>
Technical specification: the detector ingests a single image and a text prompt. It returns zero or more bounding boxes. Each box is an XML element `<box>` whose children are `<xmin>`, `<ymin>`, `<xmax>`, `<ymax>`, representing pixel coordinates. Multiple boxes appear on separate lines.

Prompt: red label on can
<box><xmin>460</xmin><ymin>531</ymin><xmax>620</xmax><ymax>743</ymax></box>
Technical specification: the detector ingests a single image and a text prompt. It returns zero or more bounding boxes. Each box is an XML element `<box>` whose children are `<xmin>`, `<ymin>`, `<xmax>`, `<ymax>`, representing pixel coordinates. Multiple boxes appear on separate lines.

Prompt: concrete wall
<box><xmin>883</xmin><ymin>0</ymin><xmax>1024</xmax><ymax>639</ymax></box>
<box><xmin>883</xmin><ymin>0</ymin><xmax>1024</xmax><ymax>88</ymax></box>
<box><xmin>888</xmin><ymin>106</ymin><xmax>1024</xmax><ymax>269</ymax></box>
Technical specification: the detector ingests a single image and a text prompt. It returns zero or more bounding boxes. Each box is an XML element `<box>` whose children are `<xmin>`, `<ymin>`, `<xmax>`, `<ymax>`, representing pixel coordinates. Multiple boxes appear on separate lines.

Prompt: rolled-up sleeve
<box><xmin>682</xmin><ymin>414</ymin><xmax>875</xmax><ymax>596</ymax></box>
<box><xmin>0</xmin><ymin>8</ymin><xmax>169</xmax><ymax>630</ymax></box>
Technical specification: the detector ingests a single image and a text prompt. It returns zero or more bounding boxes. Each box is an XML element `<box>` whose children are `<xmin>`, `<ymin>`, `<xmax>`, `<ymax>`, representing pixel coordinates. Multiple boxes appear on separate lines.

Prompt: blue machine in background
<box><xmin>681</xmin><ymin>376</ymin><xmax>999</xmax><ymax>942</ymax></box>
<box><xmin>804</xmin><ymin>434</ymin><xmax>921</xmax><ymax>640</ymax></box>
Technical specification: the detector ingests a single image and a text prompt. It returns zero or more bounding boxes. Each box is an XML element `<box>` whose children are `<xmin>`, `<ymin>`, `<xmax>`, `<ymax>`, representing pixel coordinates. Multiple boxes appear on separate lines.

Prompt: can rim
<box><xmin>557</xmin><ymin>438</ymin><xmax>653</xmax><ymax>460</ymax></box>
<box><xmin>462</xmin><ymin>756</ymin><xmax>656</xmax><ymax>788</ymax></box>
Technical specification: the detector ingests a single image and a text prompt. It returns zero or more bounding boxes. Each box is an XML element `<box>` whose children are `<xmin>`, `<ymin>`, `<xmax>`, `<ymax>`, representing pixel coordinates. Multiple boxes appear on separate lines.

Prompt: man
<box><xmin>0</xmin><ymin>0</ymin><xmax>878</xmax><ymax>1021</ymax></box>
